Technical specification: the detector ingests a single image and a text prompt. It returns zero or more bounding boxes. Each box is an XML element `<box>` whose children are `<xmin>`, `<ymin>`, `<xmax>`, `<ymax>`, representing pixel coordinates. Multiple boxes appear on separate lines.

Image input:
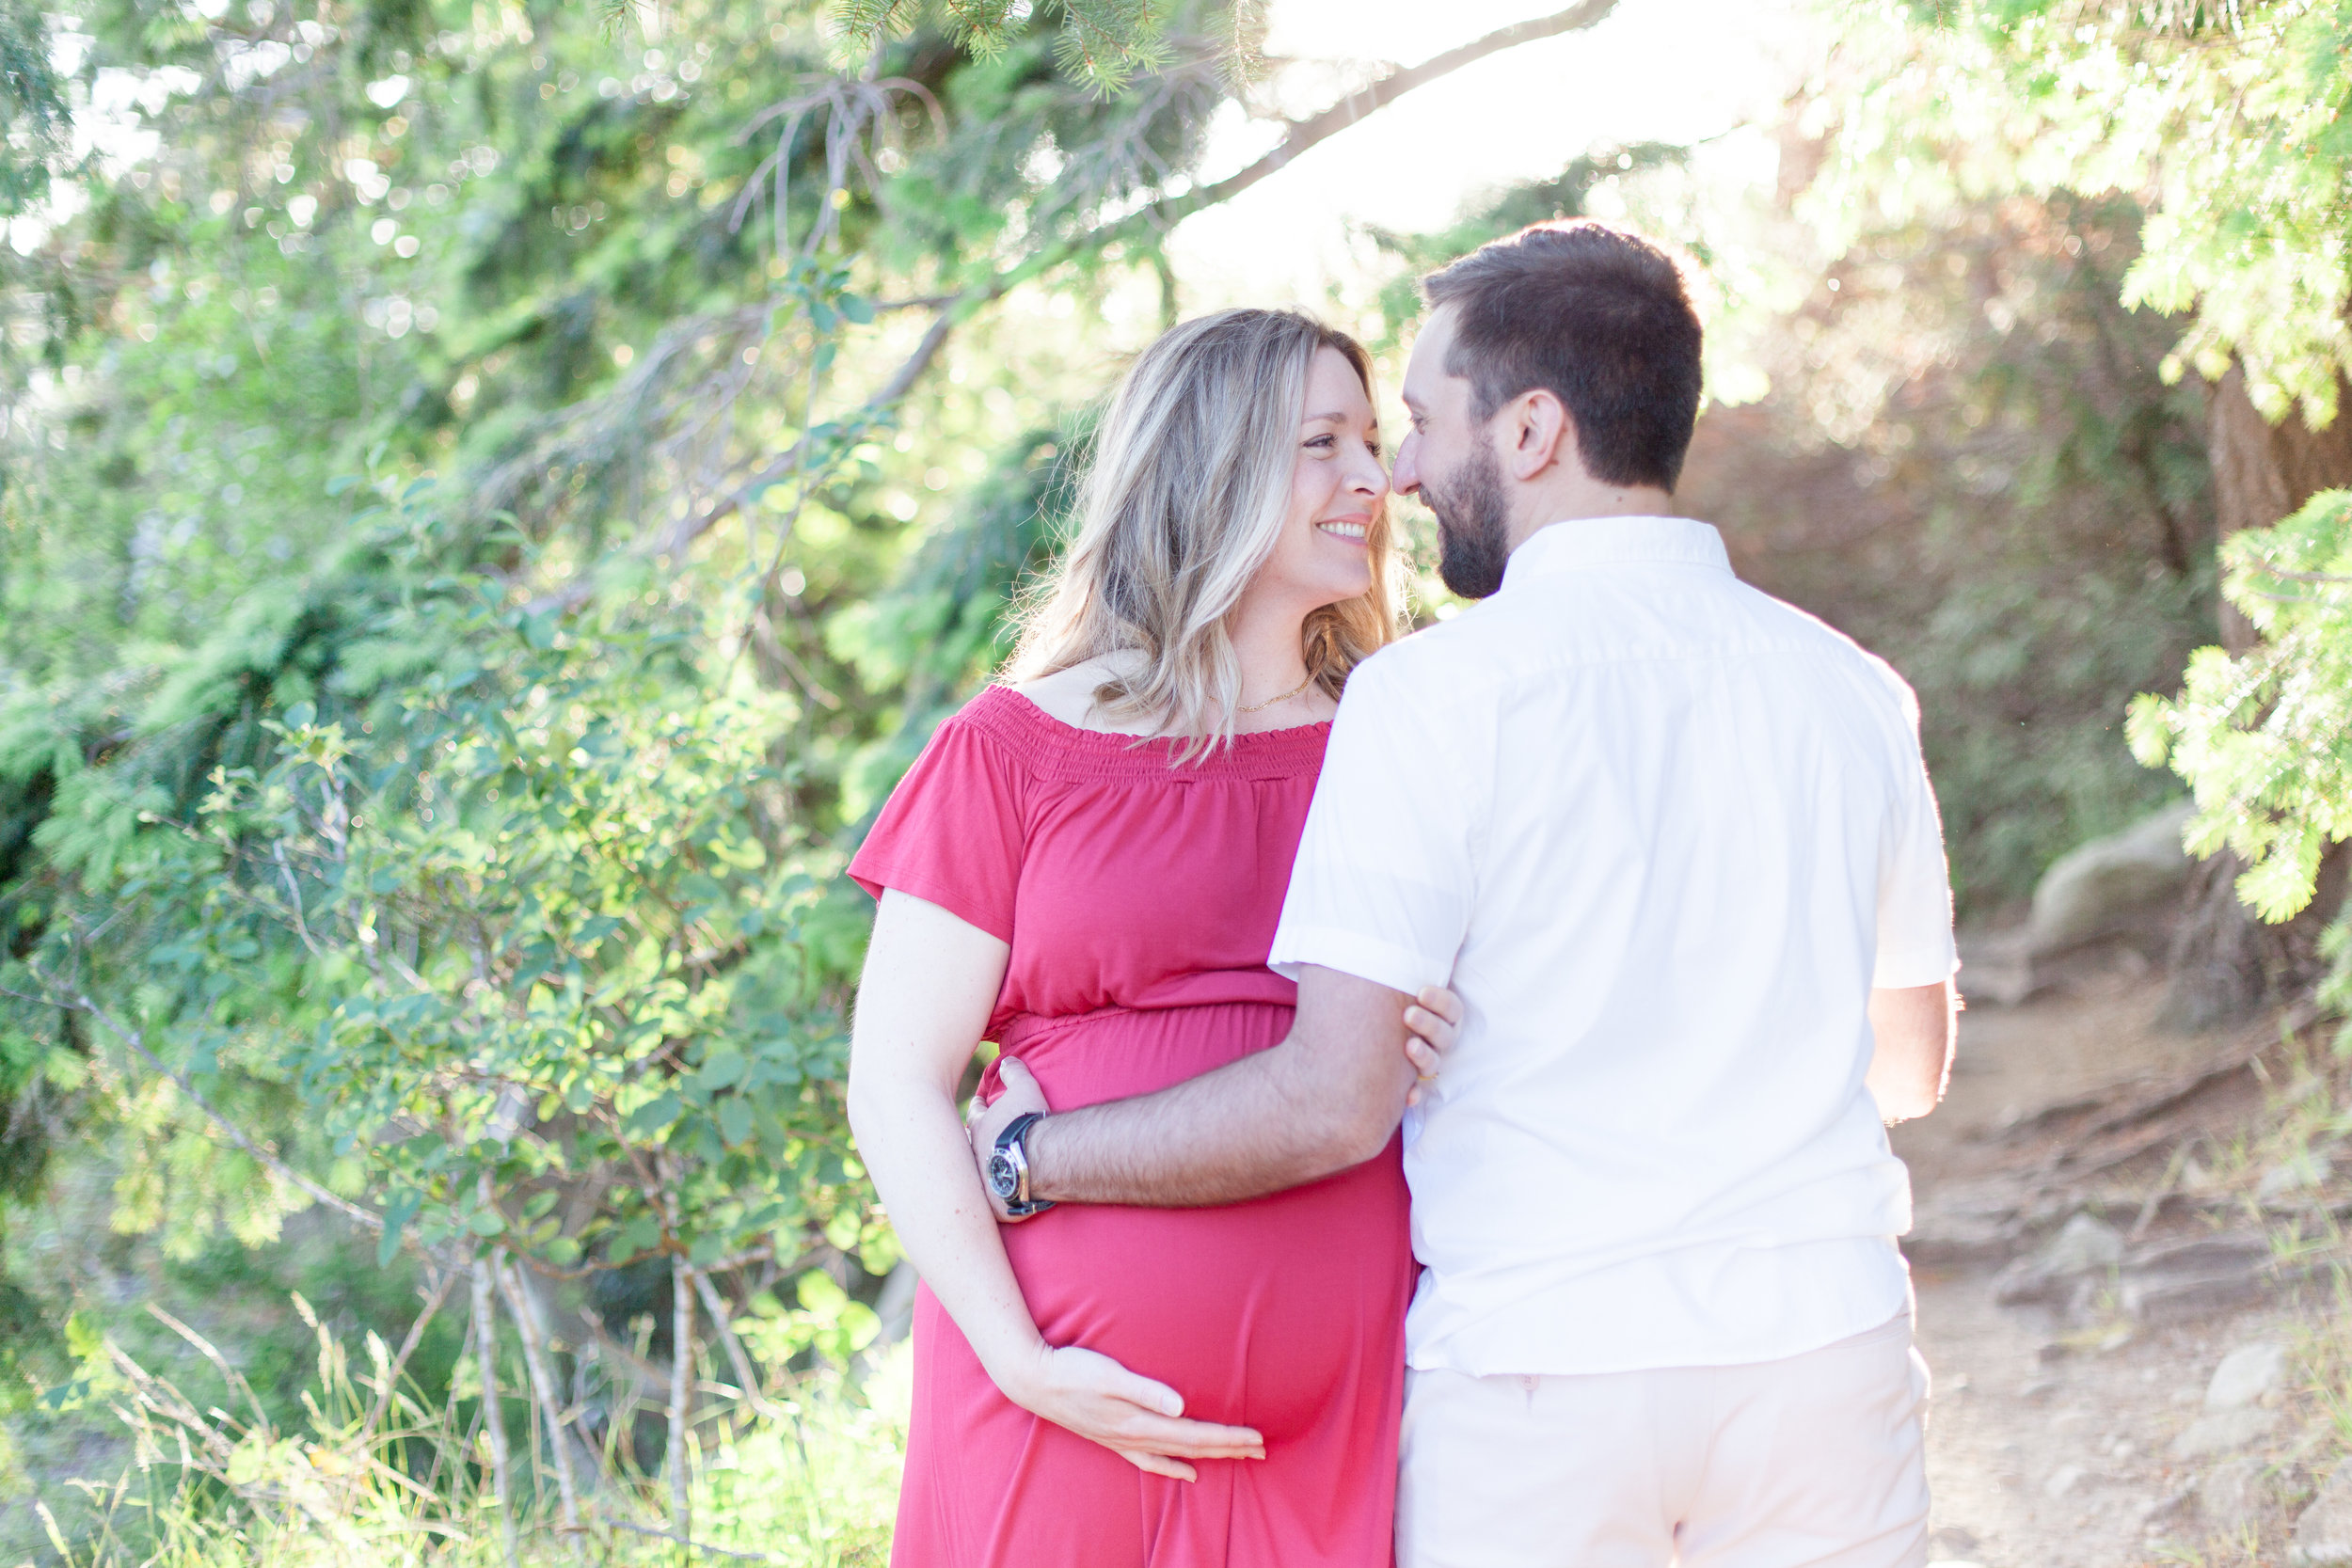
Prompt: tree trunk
<box><xmin>2202</xmin><ymin>362</ymin><xmax>2352</xmax><ymax>651</ymax></box>
<box><xmin>2168</xmin><ymin>364</ymin><xmax>2352</xmax><ymax>1025</ymax></box>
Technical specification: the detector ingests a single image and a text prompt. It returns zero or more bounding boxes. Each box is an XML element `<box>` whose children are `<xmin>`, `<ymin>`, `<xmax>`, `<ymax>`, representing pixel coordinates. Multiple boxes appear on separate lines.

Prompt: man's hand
<box><xmin>968</xmin><ymin>1056</ymin><xmax>1051</xmax><ymax>1222</ymax></box>
<box><xmin>991</xmin><ymin>1340</ymin><xmax>1265</xmax><ymax>1481</ymax></box>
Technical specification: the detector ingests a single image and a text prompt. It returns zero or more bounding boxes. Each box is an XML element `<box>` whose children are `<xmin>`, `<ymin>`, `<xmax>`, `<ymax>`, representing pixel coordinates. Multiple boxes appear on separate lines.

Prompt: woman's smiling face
<box><xmin>1250</xmin><ymin>346</ymin><xmax>1391</xmax><ymax>616</ymax></box>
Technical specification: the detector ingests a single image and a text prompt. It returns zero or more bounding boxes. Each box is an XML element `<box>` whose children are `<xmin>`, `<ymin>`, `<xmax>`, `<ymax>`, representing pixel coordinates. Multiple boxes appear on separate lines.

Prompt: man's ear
<box><xmin>1502</xmin><ymin>388</ymin><xmax>1575</xmax><ymax>482</ymax></box>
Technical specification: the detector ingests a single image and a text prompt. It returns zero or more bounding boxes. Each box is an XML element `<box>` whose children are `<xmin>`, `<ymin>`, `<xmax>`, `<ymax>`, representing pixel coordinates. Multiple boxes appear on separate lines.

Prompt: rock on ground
<box><xmin>2294</xmin><ymin>1467</ymin><xmax>2352</xmax><ymax>1565</ymax></box>
<box><xmin>2199</xmin><ymin>1456</ymin><xmax>2273</xmax><ymax>1536</ymax></box>
<box><xmin>2206</xmin><ymin>1341</ymin><xmax>2289</xmax><ymax>1411</ymax></box>
<box><xmin>2026</xmin><ymin>802</ymin><xmax>2194</xmax><ymax>956</ymax></box>
<box><xmin>2172</xmin><ymin>1406</ymin><xmax>2284</xmax><ymax>1461</ymax></box>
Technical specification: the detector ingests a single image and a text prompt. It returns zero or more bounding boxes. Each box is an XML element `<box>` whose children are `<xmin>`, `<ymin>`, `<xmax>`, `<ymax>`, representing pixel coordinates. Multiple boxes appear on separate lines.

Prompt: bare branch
<box><xmin>661</xmin><ymin>299</ymin><xmax>962</xmax><ymax>562</ymax></box>
<box><xmin>599</xmin><ymin>1516</ymin><xmax>780</xmax><ymax>1563</ymax></box>
<box><xmin>1168</xmin><ymin>2</ymin><xmax>1619</xmax><ymax>221</ymax></box>
<box><xmin>471</xmin><ymin>1245</ymin><xmax>521</xmax><ymax>1568</ymax></box>
<box><xmin>12</xmin><ymin>974</ymin><xmax>386</xmax><ymax>1233</ymax></box>
<box><xmin>496</xmin><ymin>1254</ymin><xmax>588</xmax><ymax>1545</ymax></box>
<box><xmin>524</xmin><ymin>297</ymin><xmax>963</xmax><ymax>616</ymax></box>
<box><xmin>668</xmin><ymin>1252</ymin><xmax>697</xmax><ymax>1545</ymax></box>
<box><xmin>525</xmin><ymin>6</ymin><xmax>1611</xmax><ymax>618</ymax></box>
<box><xmin>689</xmin><ymin>1266</ymin><xmax>786</xmax><ymax>1423</ymax></box>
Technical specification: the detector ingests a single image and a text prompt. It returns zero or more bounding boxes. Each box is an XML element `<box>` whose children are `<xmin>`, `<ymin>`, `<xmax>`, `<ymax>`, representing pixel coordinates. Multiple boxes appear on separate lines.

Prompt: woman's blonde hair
<box><xmin>1007</xmin><ymin>308</ymin><xmax>1403</xmax><ymax>756</ymax></box>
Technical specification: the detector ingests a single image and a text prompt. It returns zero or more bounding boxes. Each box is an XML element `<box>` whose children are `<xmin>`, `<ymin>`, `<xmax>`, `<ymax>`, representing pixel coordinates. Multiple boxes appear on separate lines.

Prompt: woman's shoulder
<box><xmin>1005</xmin><ymin>655</ymin><xmax>1158</xmax><ymax>736</ymax></box>
<box><xmin>939</xmin><ymin>672</ymin><xmax>1328</xmax><ymax>784</ymax></box>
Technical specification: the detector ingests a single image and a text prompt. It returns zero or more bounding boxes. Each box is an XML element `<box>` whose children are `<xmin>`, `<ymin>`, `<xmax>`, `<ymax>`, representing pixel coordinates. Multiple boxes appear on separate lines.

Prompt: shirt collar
<box><xmin>1499</xmin><ymin>515</ymin><xmax>1731</xmax><ymax>592</ymax></box>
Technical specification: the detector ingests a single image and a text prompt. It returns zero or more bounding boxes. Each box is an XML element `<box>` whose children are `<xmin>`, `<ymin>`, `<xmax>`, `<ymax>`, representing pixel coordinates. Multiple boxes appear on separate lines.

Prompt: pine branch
<box><xmin>531</xmin><ymin>4</ymin><xmax>1616</xmax><ymax>613</ymax></box>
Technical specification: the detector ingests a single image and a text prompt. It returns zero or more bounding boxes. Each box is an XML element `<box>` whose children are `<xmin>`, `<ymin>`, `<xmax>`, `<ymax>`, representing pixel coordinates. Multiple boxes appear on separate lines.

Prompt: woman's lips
<box><xmin>1316</xmin><ymin>516</ymin><xmax>1370</xmax><ymax>542</ymax></box>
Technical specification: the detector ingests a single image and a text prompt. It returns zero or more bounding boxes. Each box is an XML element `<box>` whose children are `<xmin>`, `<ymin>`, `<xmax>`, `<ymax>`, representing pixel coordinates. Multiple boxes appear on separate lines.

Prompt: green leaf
<box><xmin>717</xmin><ymin>1096</ymin><xmax>754</xmax><ymax>1147</ymax></box>
<box><xmin>377</xmin><ymin>1190</ymin><xmax>421</xmax><ymax>1267</ymax></box>
<box><xmin>695</xmin><ymin>1048</ymin><xmax>746</xmax><ymax>1093</ymax></box>
<box><xmin>608</xmin><ymin>1214</ymin><xmax>661</xmax><ymax>1265</ymax></box>
<box><xmin>622</xmin><ymin>1090</ymin><xmax>683</xmax><ymax>1140</ymax></box>
<box><xmin>225</xmin><ymin>1439</ymin><xmax>268</xmax><ymax>1486</ymax></box>
<box><xmin>468</xmin><ymin>1210</ymin><xmax>507</xmax><ymax>1237</ymax></box>
<box><xmin>797</xmin><ymin>1269</ymin><xmax>849</xmax><ymax>1314</ymax></box>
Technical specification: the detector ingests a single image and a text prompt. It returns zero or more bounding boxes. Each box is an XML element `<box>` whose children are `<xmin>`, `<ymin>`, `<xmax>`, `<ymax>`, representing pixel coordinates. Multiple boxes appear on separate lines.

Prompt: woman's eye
<box><xmin>1305</xmin><ymin>435</ymin><xmax>1335</xmax><ymax>451</ymax></box>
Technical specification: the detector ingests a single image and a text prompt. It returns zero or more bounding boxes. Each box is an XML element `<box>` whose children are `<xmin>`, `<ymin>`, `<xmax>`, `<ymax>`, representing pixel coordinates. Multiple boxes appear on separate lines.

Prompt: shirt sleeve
<box><xmin>847</xmin><ymin>709</ymin><xmax>1026</xmax><ymax>942</ymax></box>
<box><xmin>1872</xmin><ymin>673</ymin><xmax>1959</xmax><ymax>990</ymax></box>
<box><xmin>1268</xmin><ymin>651</ymin><xmax>1483</xmax><ymax>995</ymax></box>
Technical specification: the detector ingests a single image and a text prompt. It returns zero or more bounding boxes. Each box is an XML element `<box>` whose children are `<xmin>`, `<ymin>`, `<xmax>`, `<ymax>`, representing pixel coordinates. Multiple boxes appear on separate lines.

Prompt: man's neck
<box><xmin>1505</xmin><ymin>482</ymin><xmax>1677</xmax><ymax>555</ymax></box>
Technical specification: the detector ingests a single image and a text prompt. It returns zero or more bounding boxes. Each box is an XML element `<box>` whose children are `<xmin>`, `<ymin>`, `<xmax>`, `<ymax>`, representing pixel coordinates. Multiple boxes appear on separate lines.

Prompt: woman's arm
<box><xmin>845</xmin><ymin>888</ymin><xmax>1265</xmax><ymax>1481</ymax></box>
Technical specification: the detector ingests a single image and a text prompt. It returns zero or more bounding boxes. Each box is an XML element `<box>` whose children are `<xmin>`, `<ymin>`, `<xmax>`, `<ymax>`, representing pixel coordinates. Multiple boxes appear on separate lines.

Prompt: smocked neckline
<box><xmin>964</xmin><ymin>684</ymin><xmax>1330</xmax><ymax>780</ymax></box>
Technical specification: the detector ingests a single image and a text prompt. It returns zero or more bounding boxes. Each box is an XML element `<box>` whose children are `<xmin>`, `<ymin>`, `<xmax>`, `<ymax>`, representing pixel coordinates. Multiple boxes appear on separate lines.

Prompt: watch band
<box><xmin>992</xmin><ymin>1112</ymin><xmax>1055</xmax><ymax>1217</ymax></box>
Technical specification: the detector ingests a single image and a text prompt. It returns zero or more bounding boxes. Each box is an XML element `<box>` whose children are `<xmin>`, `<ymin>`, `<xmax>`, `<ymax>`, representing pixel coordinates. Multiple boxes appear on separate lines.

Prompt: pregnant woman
<box><xmin>846</xmin><ymin>308</ymin><xmax>1451</xmax><ymax>1566</ymax></box>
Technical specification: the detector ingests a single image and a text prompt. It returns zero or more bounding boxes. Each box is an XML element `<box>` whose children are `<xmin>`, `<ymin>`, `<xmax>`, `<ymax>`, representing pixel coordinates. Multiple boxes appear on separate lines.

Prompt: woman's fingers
<box><xmin>1079</xmin><ymin>1355</ymin><xmax>1263</xmax><ymax>1456</ymax></box>
<box><xmin>1095</xmin><ymin>1358</ymin><xmax>1186</xmax><ymax>1418</ymax></box>
<box><xmin>1119</xmin><ymin>1449</ymin><xmax>1200</xmax><ymax>1483</ymax></box>
<box><xmin>1403</xmin><ymin>986</ymin><xmax>1464</xmax><ymax>1105</ymax></box>
<box><xmin>1017</xmin><ymin>1344</ymin><xmax>1265</xmax><ymax>1473</ymax></box>
<box><xmin>1113</xmin><ymin>1412</ymin><xmax>1265</xmax><ymax>1459</ymax></box>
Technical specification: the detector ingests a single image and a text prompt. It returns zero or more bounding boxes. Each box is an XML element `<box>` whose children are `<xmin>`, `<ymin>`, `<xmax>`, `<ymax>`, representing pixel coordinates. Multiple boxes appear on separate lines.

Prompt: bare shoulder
<box><xmin>1010</xmin><ymin>655</ymin><xmax>1154</xmax><ymax>735</ymax></box>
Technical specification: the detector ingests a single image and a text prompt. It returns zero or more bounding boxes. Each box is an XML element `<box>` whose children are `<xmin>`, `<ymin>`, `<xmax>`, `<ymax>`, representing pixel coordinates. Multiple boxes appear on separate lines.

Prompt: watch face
<box><xmin>986</xmin><ymin>1150</ymin><xmax>1020</xmax><ymax>1201</ymax></box>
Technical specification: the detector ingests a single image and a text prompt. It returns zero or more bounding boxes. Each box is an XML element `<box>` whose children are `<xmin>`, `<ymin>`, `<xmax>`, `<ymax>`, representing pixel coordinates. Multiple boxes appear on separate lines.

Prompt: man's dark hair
<box><xmin>1422</xmin><ymin>220</ymin><xmax>1703</xmax><ymax>492</ymax></box>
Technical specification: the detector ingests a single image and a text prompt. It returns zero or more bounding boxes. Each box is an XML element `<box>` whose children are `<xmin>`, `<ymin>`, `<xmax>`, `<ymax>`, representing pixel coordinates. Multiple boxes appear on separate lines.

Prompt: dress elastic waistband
<box><xmin>996</xmin><ymin>996</ymin><xmax>1294</xmax><ymax>1053</ymax></box>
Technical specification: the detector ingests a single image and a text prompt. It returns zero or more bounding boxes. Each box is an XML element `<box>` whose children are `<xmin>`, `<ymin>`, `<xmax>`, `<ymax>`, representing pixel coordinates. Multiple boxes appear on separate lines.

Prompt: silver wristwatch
<box><xmin>986</xmin><ymin>1112</ymin><xmax>1055</xmax><ymax>1218</ymax></box>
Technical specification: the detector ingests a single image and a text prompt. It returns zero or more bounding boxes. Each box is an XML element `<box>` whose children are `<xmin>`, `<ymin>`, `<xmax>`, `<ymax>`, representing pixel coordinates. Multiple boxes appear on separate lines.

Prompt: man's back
<box><xmin>1269</xmin><ymin>514</ymin><xmax>1957</xmax><ymax>1377</ymax></box>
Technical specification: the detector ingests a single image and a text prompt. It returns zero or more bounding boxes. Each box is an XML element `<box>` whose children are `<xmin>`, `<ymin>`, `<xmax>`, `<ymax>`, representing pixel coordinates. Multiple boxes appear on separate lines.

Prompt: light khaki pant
<box><xmin>1396</xmin><ymin>1314</ymin><xmax>1930</xmax><ymax>1568</ymax></box>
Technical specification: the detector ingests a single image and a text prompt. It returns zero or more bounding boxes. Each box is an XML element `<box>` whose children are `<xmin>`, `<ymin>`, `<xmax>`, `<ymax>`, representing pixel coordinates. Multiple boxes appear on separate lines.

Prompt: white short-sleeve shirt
<box><xmin>1268</xmin><ymin>515</ymin><xmax>1957</xmax><ymax>1377</ymax></box>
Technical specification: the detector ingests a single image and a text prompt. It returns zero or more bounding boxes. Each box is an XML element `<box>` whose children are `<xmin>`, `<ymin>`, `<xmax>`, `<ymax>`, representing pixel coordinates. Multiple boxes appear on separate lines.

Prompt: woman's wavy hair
<box><xmin>1007</xmin><ymin>308</ymin><xmax>1403</xmax><ymax>759</ymax></box>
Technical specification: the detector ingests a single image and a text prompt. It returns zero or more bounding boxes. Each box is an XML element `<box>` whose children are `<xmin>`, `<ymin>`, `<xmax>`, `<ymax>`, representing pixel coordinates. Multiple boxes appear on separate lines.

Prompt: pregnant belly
<box><xmin>993</xmin><ymin>1003</ymin><xmax>1414</xmax><ymax>1442</ymax></box>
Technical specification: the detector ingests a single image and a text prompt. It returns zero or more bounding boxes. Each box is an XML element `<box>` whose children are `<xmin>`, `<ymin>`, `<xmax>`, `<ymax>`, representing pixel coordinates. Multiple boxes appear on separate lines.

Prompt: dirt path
<box><xmin>1897</xmin><ymin>960</ymin><xmax>2339</xmax><ymax>1567</ymax></box>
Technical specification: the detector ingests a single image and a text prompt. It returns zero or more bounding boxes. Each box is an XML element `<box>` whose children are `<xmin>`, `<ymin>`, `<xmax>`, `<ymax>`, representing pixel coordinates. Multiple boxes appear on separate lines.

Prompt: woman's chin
<box><xmin>1315</xmin><ymin>577</ymin><xmax>1374</xmax><ymax>610</ymax></box>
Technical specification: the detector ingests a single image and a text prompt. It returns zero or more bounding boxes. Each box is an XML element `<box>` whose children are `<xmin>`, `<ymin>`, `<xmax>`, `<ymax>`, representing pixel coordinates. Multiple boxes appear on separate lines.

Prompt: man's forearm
<box><xmin>1018</xmin><ymin>969</ymin><xmax>1422</xmax><ymax>1209</ymax></box>
<box><xmin>1025</xmin><ymin>1037</ymin><xmax>1389</xmax><ymax>1208</ymax></box>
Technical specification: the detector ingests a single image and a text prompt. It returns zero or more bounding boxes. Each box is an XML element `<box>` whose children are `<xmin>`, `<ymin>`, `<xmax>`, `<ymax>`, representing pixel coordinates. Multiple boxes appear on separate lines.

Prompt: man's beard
<box><xmin>1425</xmin><ymin>444</ymin><xmax>1512</xmax><ymax>600</ymax></box>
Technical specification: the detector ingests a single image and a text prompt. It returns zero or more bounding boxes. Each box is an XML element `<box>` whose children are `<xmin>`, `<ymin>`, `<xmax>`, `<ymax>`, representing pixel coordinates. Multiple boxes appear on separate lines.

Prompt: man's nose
<box><xmin>1393</xmin><ymin>435</ymin><xmax>1422</xmax><ymax>497</ymax></box>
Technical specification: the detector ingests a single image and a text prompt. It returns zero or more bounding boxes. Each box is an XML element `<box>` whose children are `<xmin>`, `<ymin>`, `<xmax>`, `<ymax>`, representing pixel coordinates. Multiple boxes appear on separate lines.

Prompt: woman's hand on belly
<box><xmin>994</xmin><ymin>1340</ymin><xmax>1266</xmax><ymax>1481</ymax></box>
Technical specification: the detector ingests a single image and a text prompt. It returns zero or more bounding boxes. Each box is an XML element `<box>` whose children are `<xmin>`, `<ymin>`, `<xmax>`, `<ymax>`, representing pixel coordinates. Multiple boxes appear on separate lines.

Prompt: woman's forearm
<box><xmin>849</xmin><ymin>1078</ymin><xmax>1046</xmax><ymax>1384</ymax></box>
<box><xmin>847</xmin><ymin>891</ymin><xmax>1266</xmax><ymax>1476</ymax></box>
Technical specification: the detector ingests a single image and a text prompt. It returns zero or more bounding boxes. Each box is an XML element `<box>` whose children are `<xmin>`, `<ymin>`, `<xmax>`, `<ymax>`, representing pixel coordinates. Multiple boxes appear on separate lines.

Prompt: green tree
<box><xmin>1817</xmin><ymin>0</ymin><xmax>2352</xmax><ymax>1017</ymax></box>
<box><xmin>0</xmin><ymin>0</ymin><xmax>1613</xmax><ymax>1546</ymax></box>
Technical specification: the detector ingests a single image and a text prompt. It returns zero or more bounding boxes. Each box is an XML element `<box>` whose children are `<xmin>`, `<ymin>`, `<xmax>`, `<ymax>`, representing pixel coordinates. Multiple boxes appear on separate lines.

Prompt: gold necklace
<box><xmin>1239</xmin><ymin>672</ymin><xmax>1316</xmax><ymax>714</ymax></box>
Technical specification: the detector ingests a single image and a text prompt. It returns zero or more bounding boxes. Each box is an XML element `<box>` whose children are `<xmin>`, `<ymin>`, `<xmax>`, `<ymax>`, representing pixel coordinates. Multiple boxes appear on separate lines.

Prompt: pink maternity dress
<box><xmin>850</xmin><ymin>684</ymin><xmax>1413</xmax><ymax>1568</ymax></box>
